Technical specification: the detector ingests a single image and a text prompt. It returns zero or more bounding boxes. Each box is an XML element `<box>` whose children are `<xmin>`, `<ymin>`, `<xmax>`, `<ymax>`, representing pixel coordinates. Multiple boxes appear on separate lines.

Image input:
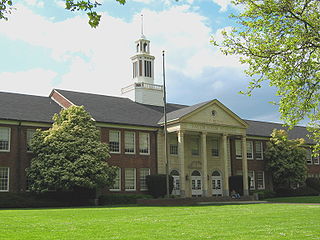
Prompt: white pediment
<box><xmin>181</xmin><ymin>100</ymin><xmax>247</xmax><ymax>129</ymax></box>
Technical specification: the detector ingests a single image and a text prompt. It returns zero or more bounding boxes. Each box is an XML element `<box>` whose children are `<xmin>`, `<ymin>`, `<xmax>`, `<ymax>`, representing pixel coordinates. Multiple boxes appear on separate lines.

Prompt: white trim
<box><xmin>125</xmin><ymin>168</ymin><xmax>136</xmax><ymax>191</ymax></box>
<box><xmin>255</xmin><ymin>141</ymin><xmax>264</xmax><ymax>160</ymax></box>
<box><xmin>139</xmin><ymin>168</ymin><xmax>150</xmax><ymax>191</ymax></box>
<box><xmin>0</xmin><ymin>167</ymin><xmax>9</xmax><ymax>192</ymax></box>
<box><xmin>26</xmin><ymin>129</ymin><xmax>36</xmax><ymax>153</ymax></box>
<box><xmin>50</xmin><ymin>89</ymin><xmax>76</xmax><ymax>108</ymax></box>
<box><xmin>247</xmin><ymin>141</ymin><xmax>253</xmax><ymax>160</ymax></box>
<box><xmin>110</xmin><ymin>168</ymin><xmax>121</xmax><ymax>191</ymax></box>
<box><xmin>235</xmin><ymin>139</ymin><xmax>242</xmax><ymax>159</ymax></box>
<box><xmin>0</xmin><ymin>127</ymin><xmax>11</xmax><ymax>152</ymax></box>
<box><xmin>256</xmin><ymin>171</ymin><xmax>265</xmax><ymax>190</ymax></box>
<box><xmin>109</xmin><ymin>130</ymin><xmax>121</xmax><ymax>154</ymax></box>
<box><xmin>124</xmin><ymin>131</ymin><xmax>136</xmax><ymax>154</ymax></box>
<box><xmin>139</xmin><ymin>132</ymin><xmax>150</xmax><ymax>155</ymax></box>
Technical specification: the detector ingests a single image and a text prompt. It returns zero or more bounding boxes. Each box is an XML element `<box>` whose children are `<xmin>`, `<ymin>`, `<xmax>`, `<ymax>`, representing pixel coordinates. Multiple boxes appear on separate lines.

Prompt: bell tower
<box><xmin>121</xmin><ymin>15</ymin><xmax>164</xmax><ymax>107</ymax></box>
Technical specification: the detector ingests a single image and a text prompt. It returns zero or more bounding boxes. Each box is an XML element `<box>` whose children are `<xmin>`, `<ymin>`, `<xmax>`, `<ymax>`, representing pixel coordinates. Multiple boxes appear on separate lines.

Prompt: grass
<box><xmin>265</xmin><ymin>196</ymin><xmax>320</xmax><ymax>204</ymax></box>
<box><xmin>2</xmin><ymin>204</ymin><xmax>320</xmax><ymax>240</ymax></box>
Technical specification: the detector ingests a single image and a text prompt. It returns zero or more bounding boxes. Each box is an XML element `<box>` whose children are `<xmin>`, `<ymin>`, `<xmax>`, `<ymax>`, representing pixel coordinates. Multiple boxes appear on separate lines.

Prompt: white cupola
<box><xmin>121</xmin><ymin>16</ymin><xmax>164</xmax><ymax>107</ymax></box>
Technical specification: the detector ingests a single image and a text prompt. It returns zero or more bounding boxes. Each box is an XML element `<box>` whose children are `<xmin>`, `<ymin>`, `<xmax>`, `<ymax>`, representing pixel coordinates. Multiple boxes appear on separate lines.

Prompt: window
<box><xmin>109</xmin><ymin>130</ymin><xmax>120</xmax><ymax>153</ymax></box>
<box><xmin>124</xmin><ymin>132</ymin><xmax>135</xmax><ymax>154</ymax></box>
<box><xmin>306</xmin><ymin>149</ymin><xmax>312</xmax><ymax>165</ymax></box>
<box><xmin>312</xmin><ymin>153</ymin><xmax>320</xmax><ymax>165</ymax></box>
<box><xmin>125</xmin><ymin>168</ymin><xmax>136</xmax><ymax>191</ymax></box>
<box><xmin>110</xmin><ymin>168</ymin><xmax>121</xmax><ymax>191</ymax></box>
<box><xmin>256</xmin><ymin>171</ymin><xmax>265</xmax><ymax>190</ymax></box>
<box><xmin>0</xmin><ymin>167</ymin><xmax>9</xmax><ymax>192</ymax></box>
<box><xmin>144</xmin><ymin>60</ymin><xmax>152</xmax><ymax>77</ymax></box>
<box><xmin>169</xmin><ymin>137</ymin><xmax>178</xmax><ymax>155</ymax></box>
<box><xmin>211</xmin><ymin>139</ymin><xmax>219</xmax><ymax>157</ymax></box>
<box><xmin>26</xmin><ymin>129</ymin><xmax>35</xmax><ymax>152</ymax></box>
<box><xmin>191</xmin><ymin>138</ymin><xmax>199</xmax><ymax>156</ymax></box>
<box><xmin>0</xmin><ymin>127</ymin><xmax>10</xmax><ymax>151</ymax></box>
<box><xmin>139</xmin><ymin>133</ymin><xmax>150</xmax><ymax>154</ymax></box>
<box><xmin>139</xmin><ymin>60</ymin><xmax>143</xmax><ymax>76</ymax></box>
<box><xmin>247</xmin><ymin>141</ymin><xmax>253</xmax><ymax>159</ymax></box>
<box><xmin>255</xmin><ymin>141</ymin><xmax>263</xmax><ymax>160</ymax></box>
<box><xmin>248</xmin><ymin>171</ymin><xmax>255</xmax><ymax>190</ymax></box>
<box><xmin>235</xmin><ymin>140</ymin><xmax>242</xmax><ymax>159</ymax></box>
<box><xmin>133</xmin><ymin>61</ymin><xmax>138</xmax><ymax>78</ymax></box>
<box><xmin>140</xmin><ymin>168</ymin><xmax>150</xmax><ymax>191</ymax></box>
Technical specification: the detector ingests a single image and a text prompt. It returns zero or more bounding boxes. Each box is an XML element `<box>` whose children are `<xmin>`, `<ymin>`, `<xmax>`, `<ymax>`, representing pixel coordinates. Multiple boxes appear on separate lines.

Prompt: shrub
<box><xmin>305</xmin><ymin>178</ymin><xmax>320</xmax><ymax>192</ymax></box>
<box><xmin>253</xmin><ymin>190</ymin><xmax>276</xmax><ymax>200</ymax></box>
<box><xmin>276</xmin><ymin>186</ymin><xmax>319</xmax><ymax>197</ymax></box>
<box><xmin>229</xmin><ymin>175</ymin><xmax>250</xmax><ymax>196</ymax></box>
<box><xmin>98</xmin><ymin>194</ymin><xmax>152</xmax><ymax>205</ymax></box>
<box><xmin>146</xmin><ymin>174</ymin><xmax>173</xmax><ymax>198</ymax></box>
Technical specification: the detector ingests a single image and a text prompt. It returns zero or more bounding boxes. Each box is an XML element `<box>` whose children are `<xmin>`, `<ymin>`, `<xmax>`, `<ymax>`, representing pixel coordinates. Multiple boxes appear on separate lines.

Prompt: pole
<box><xmin>162</xmin><ymin>50</ymin><xmax>170</xmax><ymax>198</ymax></box>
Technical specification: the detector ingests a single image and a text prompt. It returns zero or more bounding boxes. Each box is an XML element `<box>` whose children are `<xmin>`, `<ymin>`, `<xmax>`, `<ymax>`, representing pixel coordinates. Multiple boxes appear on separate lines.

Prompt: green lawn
<box><xmin>265</xmin><ymin>196</ymin><xmax>320</xmax><ymax>203</ymax></box>
<box><xmin>2</xmin><ymin>204</ymin><xmax>320</xmax><ymax>240</ymax></box>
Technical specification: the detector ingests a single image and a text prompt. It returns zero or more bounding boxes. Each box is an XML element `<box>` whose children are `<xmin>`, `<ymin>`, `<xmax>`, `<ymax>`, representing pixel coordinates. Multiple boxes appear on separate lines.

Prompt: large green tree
<box><xmin>26</xmin><ymin>105</ymin><xmax>117</xmax><ymax>193</ymax></box>
<box><xmin>0</xmin><ymin>0</ymin><xmax>126</xmax><ymax>27</ymax></box>
<box><xmin>265</xmin><ymin>129</ymin><xmax>307</xmax><ymax>189</ymax></box>
<box><xmin>218</xmin><ymin>0</ymin><xmax>320</xmax><ymax>152</ymax></box>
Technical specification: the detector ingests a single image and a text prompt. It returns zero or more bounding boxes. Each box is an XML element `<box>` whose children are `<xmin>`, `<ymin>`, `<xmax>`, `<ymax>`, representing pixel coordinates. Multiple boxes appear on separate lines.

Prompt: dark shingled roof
<box><xmin>245</xmin><ymin>119</ymin><xmax>312</xmax><ymax>144</ymax></box>
<box><xmin>0</xmin><ymin>91</ymin><xmax>61</xmax><ymax>123</ymax></box>
<box><xmin>54</xmin><ymin>89</ymin><xmax>164</xmax><ymax>127</ymax></box>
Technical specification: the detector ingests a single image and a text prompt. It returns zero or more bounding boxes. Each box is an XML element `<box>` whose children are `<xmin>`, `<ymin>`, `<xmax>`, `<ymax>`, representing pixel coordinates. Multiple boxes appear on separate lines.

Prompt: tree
<box><xmin>265</xmin><ymin>129</ymin><xmax>307</xmax><ymax>189</ymax></box>
<box><xmin>217</xmin><ymin>0</ymin><xmax>320</xmax><ymax>152</ymax></box>
<box><xmin>0</xmin><ymin>0</ymin><xmax>126</xmax><ymax>27</ymax></box>
<box><xmin>26</xmin><ymin>105</ymin><xmax>117</xmax><ymax>193</ymax></box>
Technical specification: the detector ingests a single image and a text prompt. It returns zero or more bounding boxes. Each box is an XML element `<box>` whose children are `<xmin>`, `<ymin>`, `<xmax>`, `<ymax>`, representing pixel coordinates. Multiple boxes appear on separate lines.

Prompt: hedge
<box><xmin>146</xmin><ymin>174</ymin><xmax>174</xmax><ymax>198</ymax></box>
<box><xmin>98</xmin><ymin>194</ymin><xmax>152</xmax><ymax>205</ymax></box>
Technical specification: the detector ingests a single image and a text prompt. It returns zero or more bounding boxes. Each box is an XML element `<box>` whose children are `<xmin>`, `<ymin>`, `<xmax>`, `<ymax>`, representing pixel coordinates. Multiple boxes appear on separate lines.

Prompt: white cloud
<box><xmin>211</xmin><ymin>0</ymin><xmax>232</xmax><ymax>12</ymax></box>
<box><xmin>132</xmin><ymin>0</ymin><xmax>153</xmax><ymax>3</ymax></box>
<box><xmin>0</xmin><ymin>68</ymin><xmax>57</xmax><ymax>96</ymax></box>
<box><xmin>23</xmin><ymin>0</ymin><xmax>44</xmax><ymax>8</ymax></box>
<box><xmin>0</xmin><ymin>3</ymin><xmax>243</xmax><ymax>98</ymax></box>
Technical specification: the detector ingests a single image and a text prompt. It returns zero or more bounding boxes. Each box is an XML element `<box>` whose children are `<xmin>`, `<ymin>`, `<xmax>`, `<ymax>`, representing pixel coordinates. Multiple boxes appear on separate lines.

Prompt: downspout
<box><xmin>17</xmin><ymin>121</ymin><xmax>22</xmax><ymax>192</ymax></box>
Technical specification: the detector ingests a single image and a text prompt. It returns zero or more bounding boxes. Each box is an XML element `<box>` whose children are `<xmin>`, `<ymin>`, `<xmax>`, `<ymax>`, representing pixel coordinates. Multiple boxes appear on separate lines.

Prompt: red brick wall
<box><xmin>50</xmin><ymin>91</ymin><xmax>73</xmax><ymax>108</ymax></box>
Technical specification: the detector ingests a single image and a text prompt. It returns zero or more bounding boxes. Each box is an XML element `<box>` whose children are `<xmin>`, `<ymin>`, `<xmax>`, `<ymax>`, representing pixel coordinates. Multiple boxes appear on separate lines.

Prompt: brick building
<box><xmin>1</xmin><ymin>34</ymin><xmax>319</xmax><ymax>197</ymax></box>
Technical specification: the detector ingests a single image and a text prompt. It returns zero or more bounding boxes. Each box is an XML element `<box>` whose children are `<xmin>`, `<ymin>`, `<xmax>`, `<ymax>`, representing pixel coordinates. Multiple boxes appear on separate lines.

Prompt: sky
<box><xmin>0</xmin><ymin>0</ymin><xmax>284</xmax><ymax>123</ymax></box>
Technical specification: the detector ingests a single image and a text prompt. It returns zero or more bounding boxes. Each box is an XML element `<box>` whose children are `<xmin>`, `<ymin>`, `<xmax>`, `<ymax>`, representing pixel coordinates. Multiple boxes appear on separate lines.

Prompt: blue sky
<box><xmin>0</xmin><ymin>0</ymin><xmax>283</xmax><ymax>123</ymax></box>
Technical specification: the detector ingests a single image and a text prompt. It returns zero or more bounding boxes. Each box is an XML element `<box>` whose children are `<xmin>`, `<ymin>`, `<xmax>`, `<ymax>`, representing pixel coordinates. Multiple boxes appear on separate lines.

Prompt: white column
<box><xmin>178</xmin><ymin>131</ymin><xmax>185</xmax><ymax>197</ymax></box>
<box><xmin>201</xmin><ymin>132</ymin><xmax>208</xmax><ymax>197</ymax></box>
<box><xmin>242</xmin><ymin>136</ymin><xmax>249</xmax><ymax>196</ymax></box>
<box><xmin>222</xmin><ymin>134</ymin><xmax>229</xmax><ymax>196</ymax></box>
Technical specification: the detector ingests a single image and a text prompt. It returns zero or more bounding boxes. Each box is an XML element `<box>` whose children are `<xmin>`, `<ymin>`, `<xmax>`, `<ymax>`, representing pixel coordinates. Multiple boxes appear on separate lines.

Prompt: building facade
<box><xmin>1</xmin><ymin>34</ymin><xmax>320</xmax><ymax>197</ymax></box>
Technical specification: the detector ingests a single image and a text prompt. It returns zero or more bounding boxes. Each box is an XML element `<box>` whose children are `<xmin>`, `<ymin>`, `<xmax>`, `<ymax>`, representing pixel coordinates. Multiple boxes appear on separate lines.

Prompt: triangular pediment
<box><xmin>180</xmin><ymin>100</ymin><xmax>247</xmax><ymax>128</ymax></box>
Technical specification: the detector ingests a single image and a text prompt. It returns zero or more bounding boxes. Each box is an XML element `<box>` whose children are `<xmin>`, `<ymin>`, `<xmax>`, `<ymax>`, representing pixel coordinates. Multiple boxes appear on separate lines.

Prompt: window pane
<box><xmin>248</xmin><ymin>171</ymin><xmax>255</xmax><ymax>190</ymax></box>
<box><xmin>169</xmin><ymin>136</ymin><xmax>178</xmax><ymax>155</ymax></box>
<box><xmin>191</xmin><ymin>138</ymin><xmax>199</xmax><ymax>156</ymax></box>
<box><xmin>247</xmin><ymin>141</ymin><xmax>253</xmax><ymax>159</ymax></box>
<box><xmin>211</xmin><ymin>139</ymin><xmax>219</xmax><ymax>157</ymax></box>
<box><xmin>0</xmin><ymin>168</ymin><xmax>9</xmax><ymax>191</ymax></box>
<box><xmin>140</xmin><ymin>168</ymin><xmax>150</xmax><ymax>191</ymax></box>
<box><xmin>125</xmin><ymin>168</ymin><xmax>136</xmax><ymax>190</ymax></box>
<box><xmin>235</xmin><ymin>140</ymin><xmax>242</xmax><ymax>159</ymax></box>
<box><xmin>109</xmin><ymin>131</ymin><xmax>120</xmax><ymax>153</ymax></box>
<box><xmin>139</xmin><ymin>133</ymin><xmax>150</xmax><ymax>154</ymax></box>
<box><xmin>306</xmin><ymin>149</ymin><xmax>312</xmax><ymax>165</ymax></box>
<box><xmin>125</xmin><ymin>132</ymin><xmax>135</xmax><ymax>153</ymax></box>
<box><xmin>255</xmin><ymin>141</ymin><xmax>263</xmax><ymax>160</ymax></box>
<box><xmin>256</xmin><ymin>171</ymin><xmax>265</xmax><ymax>190</ymax></box>
<box><xmin>0</xmin><ymin>128</ymin><xmax>10</xmax><ymax>151</ymax></box>
<box><xmin>110</xmin><ymin>168</ymin><xmax>121</xmax><ymax>191</ymax></box>
<box><xmin>26</xmin><ymin>129</ymin><xmax>35</xmax><ymax>152</ymax></box>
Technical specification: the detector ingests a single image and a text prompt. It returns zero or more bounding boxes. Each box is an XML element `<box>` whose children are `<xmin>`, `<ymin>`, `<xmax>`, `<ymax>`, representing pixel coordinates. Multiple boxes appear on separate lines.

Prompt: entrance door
<box><xmin>170</xmin><ymin>170</ymin><xmax>180</xmax><ymax>196</ymax></box>
<box><xmin>212</xmin><ymin>171</ymin><xmax>223</xmax><ymax>196</ymax></box>
<box><xmin>191</xmin><ymin>170</ymin><xmax>202</xmax><ymax>197</ymax></box>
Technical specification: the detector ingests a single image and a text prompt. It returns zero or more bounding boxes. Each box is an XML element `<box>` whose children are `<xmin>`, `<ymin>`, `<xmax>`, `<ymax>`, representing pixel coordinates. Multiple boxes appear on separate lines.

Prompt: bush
<box><xmin>306</xmin><ymin>178</ymin><xmax>320</xmax><ymax>192</ymax></box>
<box><xmin>0</xmin><ymin>192</ymin><xmax>94</xmax><ymax>208</ymax></box>
<box><xmin>252</xmin><ymin>190</ymin><xmax>276</xmax><ymax>200</ymax></box>
<box><xmin>146</xmin><ymin>174</ymin><xmax>173</xmax><ymax>198</ymax></box>
<box><xmin>276</xmin><ymin>186</ymin><xmax>319</xmax><ymax>197</ymax></box>
<box><xmin>98</xmin><ymin>194</ymin><xmax>152</xmax><ymax>205</ymax></box>
<box><xmin>229</xmin><ymin>175</ymin><xmax>250</xmax><ymax>196</ymax></box>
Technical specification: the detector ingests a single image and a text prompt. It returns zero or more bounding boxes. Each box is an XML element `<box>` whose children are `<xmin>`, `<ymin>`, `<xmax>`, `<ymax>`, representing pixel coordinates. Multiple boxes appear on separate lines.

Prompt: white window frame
<box><xmin>247</xmin><ymin>141</ymin><xmax>254</xmax><ymax>160</ymax></box>
<box><xmin>125</xmin><ymin>168</ymin><xmax>136</xmax><ymax>191</ymax></box>
<box><xmin>0</xmin><ymin>127</ymin><xmax>11</xmax><ymax>152</ymax></box>
<box><xmin>256</xmin><ymin>171</ymin><xmax>265</xmax><ymax>190</ymax></box>
<box><xmin>312</xmin><ymin>155</ymin><xmax>320</xmax><ymax>165</ymax></box>
<box><xmin>124</xmin><ymin>131</ymin><xmax>135</xmax><ymax>154</ymax></box>
<box><xmin>191</xmin><ymin>138</ymin><xmax>200</xmax><ymax>156</ymax></box>
<box><xmin>235</xmin><ymin>139</ymin><xmax>242</xmax><ymax>159</ymax></box>
<box><xmin>109</xmin><ymin>130</ymin><xmax>121</xmax><ymax>154</ymax></box>
<box><xmin>169</xmin><ymin>136</ymin><xmax>178</xmax><ymax>155</ymax></box>
<box><xmin>110</xmin><ymin>168</ymin><xmax>121</xmax><ymax>191</ymax></box>
<box><xmin>306</xmin><ymin>149</ymin><xmax>313</xmax><ymax>165</ymax></box>
<box><xmin>139</xmin><ymin>132</ymin><xmax>150</xmax><ymax>155</ymax></box>
<box><xmin>255</xmin><ymin>141</ymin><xmax>263</xmax><ymax>160</ymax></box>
<box><xmin>248</xmin><ymin>170</ymin><xmax>255</xmax><ymax>190</ymax></box>
<box><xmin>211</xmin><ymin>138</ymin><xmax>219</xmax><ymax>157</ymax></box>
<box><xmin>0</xmin><ymin>167</ymin><xmax>9</xmax><ymax>192</ymax></box>
<box><xmin>26</xmin><ymin>129</ymin><xmax>36</xmax><ymax>153</ymax></box>
<box><xmin>140</xmin><ymin>168</ymin><xmax>150</xmax><ymax>191</ymax></box>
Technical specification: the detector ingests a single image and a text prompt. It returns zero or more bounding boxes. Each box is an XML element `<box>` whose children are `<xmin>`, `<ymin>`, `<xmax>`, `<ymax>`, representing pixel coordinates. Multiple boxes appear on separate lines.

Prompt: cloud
<box><xmin>211</xmin><ymin>0</ymin><xmax>232</xmax><ymax>12</ymax></box>
<box><xmin>0</xmin><ymin>68</ymin><xmax>57</xmax><ymax>96</ymax></box>
<box><xmin>23</xmin><ymin>0</ymin><xmax>44</xmax><ymax>8</ymax></box>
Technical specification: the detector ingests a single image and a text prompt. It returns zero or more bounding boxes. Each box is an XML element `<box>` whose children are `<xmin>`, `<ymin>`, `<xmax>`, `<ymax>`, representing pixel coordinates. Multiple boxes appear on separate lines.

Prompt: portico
<box><xmin>157</xmin><ymin>99</ymin><xmax>249</xmax><ymax>198</ymax></box>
